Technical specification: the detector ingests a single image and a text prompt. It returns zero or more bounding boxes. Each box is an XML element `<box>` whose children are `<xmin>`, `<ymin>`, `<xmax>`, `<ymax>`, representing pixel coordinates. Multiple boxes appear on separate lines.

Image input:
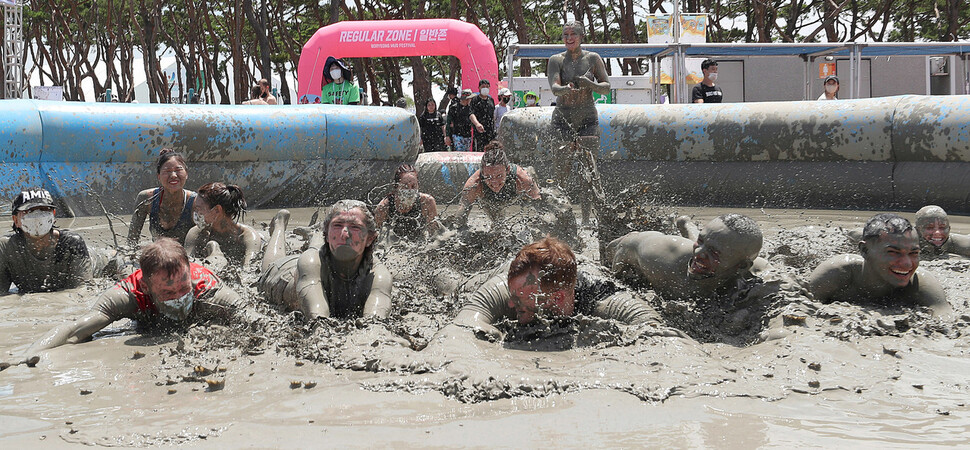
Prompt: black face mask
<box><xmin>500</xmin><ymin>96</ymin><xmax>511</xmax><ymax>103</ymax></box>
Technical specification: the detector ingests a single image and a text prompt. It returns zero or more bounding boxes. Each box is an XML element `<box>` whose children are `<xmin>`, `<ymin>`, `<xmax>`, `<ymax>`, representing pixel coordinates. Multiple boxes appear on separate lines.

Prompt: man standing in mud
<box><xmin>547</xmin><ymin>20</ymin><xmax>612</xmax><ymax>251</ymax></box>
<box><xmin>810</xmin><ymin>213</ymin><xmax>950</xmax><ymax>316</ymax></box>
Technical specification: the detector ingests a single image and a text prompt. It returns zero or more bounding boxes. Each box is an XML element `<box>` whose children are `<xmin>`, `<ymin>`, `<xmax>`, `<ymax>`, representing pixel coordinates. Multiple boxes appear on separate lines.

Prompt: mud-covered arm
<box><xmin>295</xmin><ymin>248</ymin><xmax>329</xmax><ymax>319</ymax></box>
<box><xmin>575</xmin><ymin>53</ymin><xmax>611</xmax><ymax>95</ymax></box>
<box><xmin>845</xmin><ymin>227</ymin><xmax>863</xmax><ymax>243</ymax></box>
<box><xmin>547</xmin><ymin>55</ymin><xmax>572</xmax><ymax>97</ymax></box>
<box><xmin>126</xmin><ymin>190</ymin><xmax>154</xmax><ymax>247</ymax></box>
<box><xmin>183</xmin><ymin>226</ymin><xmax>203</xmax><ymax>259</ymax></box>
<box><xmin>420</xmin><ymin>194</ymin><xmax>441</xmax><ymax>234</ymax></box>
<box><xmin>913</xmin><ymin>270</ymin><xmax>951</xmax><ymax>316</ymax></box>
<box><xmin>0</xmin><ymin>238</ymin><xmax>11</xmax><ymax>295</ymax></box>
<box><xmin>453</xmin><ymin>273</ymin><xmax>512</xmax><ymax>339</ymax></box>
<box><xmin>515</xmin><ymin>167</ymin><xmax>541</xmax><ymax>200</ymax></box>
<box><xmin>25</xmin><ymin>285</ymin><xmax>134</xmax><ymax>354</ymax></box>
<box><xmin>806</xmin><ymin>256</ymin><xmax>853</xmax><ymax>303</ymax></box>
<box><xmin>363</xmin><ymin>262</ymin><xmax>393</xmax><ymax>319</ymax></box>
<box><xmin>240</xmin><ymin>225</ymin><xmax>263</xmax><ymax>270</ymax></box>
<box><xmin>450</xmin><ymin>173</ymin><xmax>483</xmax><ymax>229</ymax></box>
<box><xmin>195</xmin><ymin>284</ymin><xmax>250</xmax><ymax>322</ymax></box>
<box><xmin>947</xmin><ymin>233</ymin><xmax>970</xmax><ymax>258</ymax></box>
<box><xmin>675</xmin><ymin>216</ymin><xmax>700</xmax><ymax>242</ymax></box>
<box><xmin>591</xmin><ymin>291</ymin><xmax>660</xmax><ymax>325</ymax></box>
<box><xmin>63</xmin><ymin>233</ymin><xmax>93</xmax><ymax>288</ymax></box>
<box><xmin>374</xmin><ymin>198</ymin><xmax>391</xmax><ymax>228</ymax></box>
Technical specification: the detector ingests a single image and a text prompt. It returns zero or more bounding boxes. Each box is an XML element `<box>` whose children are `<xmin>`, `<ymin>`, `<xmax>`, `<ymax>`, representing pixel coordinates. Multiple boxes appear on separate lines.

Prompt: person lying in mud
<box><xmin>18</xmin><ymin>238</ymin><xmax>245</xmax><ymax>357</ymax></box>
<box><xmin>453</xmin><ymin>237</ymin><xmax>673</xmax><ymax>340</ymax></box>
<box><xmin>258</xmin><ymin>201</ymin><xmax>392</xmax><ymax>320</ymax></box>
<box><xmin>607</xmin><ymin>214</ymin><xmax>769</xmax><ymax>301</ymax></box>
<box><xmin>0</xmin><ymin>188</ymin><xmax>92</xmax><ymax>295</ymax></box>
<box><xmin>448</xmin><ymin>141</ymin><xmax>541</xmax><ymax>229</ymax></box>
<box><xmin>374</xmin><ymin>164</ymin><xmax>441</xmax><ymax>240</ymax></box>
<box><xmin>127</xmin><ymin>149</ymin><xmax>197</xmax><ymax>247</ymax></box>
<box><xmin>847</xmin><ymin>206</ymin><xmax>970</xmax><ymax>259</ymax></box>
<box><xmin>184</xmin><ymin>182</ymin><xmax>263</xmax><ymax>271</ymax></box>
<box><xmin>810</xmin><ymin>213</ymin><xmax>950</xmax><ymax>315</ymax></box>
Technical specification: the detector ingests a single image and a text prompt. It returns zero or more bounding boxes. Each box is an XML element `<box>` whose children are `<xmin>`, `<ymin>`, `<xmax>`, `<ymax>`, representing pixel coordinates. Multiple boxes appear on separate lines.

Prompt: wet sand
<box><xmin>2</xmin><ymin>206</ymin><xmax>970</xmax><ymax>447</ymax></box>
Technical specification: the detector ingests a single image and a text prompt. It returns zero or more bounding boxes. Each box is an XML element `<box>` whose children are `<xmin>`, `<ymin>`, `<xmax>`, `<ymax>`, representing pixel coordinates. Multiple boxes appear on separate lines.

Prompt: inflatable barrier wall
<box><xmin>0</xmin><ymin>100</ymin><xmax>419</xmax><ymax>216</ymax></box>
<box><xmin>498</xmin><ymin>95</ymin><xmax>970</xmax><ymax>213</ymax></box>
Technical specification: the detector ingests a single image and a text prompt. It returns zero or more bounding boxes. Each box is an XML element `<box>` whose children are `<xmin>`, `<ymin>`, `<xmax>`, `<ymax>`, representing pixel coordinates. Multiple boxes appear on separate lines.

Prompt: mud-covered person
<box><xmin>128</xmin><ymin>149</ymin><xmax>197</xmax><ymax>247</ymax></box>
<box><xmin>810</xmin><ymin>213</ymin><xmax>950</xmax><ymax>316</ymax></box>
<box><xmin>451</xmin><ymin>237</ymin><xmax>676</xmax><ymax>341</ymax></box>
<box><xmin>374</xmin><ymin>164</ymin><xmax>441</xmax><ymax>241</ymax></box>
<box><xmin>449</xmin><ymin>141</ymin><xmax>540</xmax><ymax>229</ymax></box>
<box><xmin>0</xmin><ymin>188</ymin><xmax>91</xmax><ymax>295</ymax></box>
<box><xmin>259</xmin><ymin>201</ymin><xmax>392</xmax><ymax>320</ymax></box>
<box><xmin>184</xmin><ymin>182</ymin><xmax>263</xmax><ymax>271</ymax></box>
<box><xmin>847</xmin><ymin>206</ymin><xmax>970</xmax><ymax>260</ymax></box>
<box><xmin>11</xmin><ymin>239</ymin><xmax>246</xmax><ymax>364</ymax></box>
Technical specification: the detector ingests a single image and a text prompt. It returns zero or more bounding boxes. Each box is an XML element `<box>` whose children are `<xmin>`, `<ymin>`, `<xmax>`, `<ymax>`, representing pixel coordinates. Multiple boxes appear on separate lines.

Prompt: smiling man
<box><xmin>913</xmin><ymin>205</ymin><xmax>970</xmax><ymax>259</ymax></box>
<box><xmin>20</xmin><ymin>238</ymin><xmax>244</xmax><ymax>356</ymax></box>
<box><xmin>259</xmin><ymin>201</ymin><xmax>392</xmax><ymax>320</ymax></box>
<box><xmin>453</xmin><ymin>237</ymin><xmax>669</xmax><ymax>340</ymax></box>
<box><xmin>606</xmin><ymin>214</ymin><xmax>767</xmax><ymax>301</ymax></box>
<box><xmin>809</xmin><ymin>213</ymin><xmax>949</xmax><ymax>315</ymax></box>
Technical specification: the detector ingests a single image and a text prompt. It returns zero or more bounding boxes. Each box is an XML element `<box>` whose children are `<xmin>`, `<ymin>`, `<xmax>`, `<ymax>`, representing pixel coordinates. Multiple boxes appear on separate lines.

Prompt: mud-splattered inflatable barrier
<box><xmin>414</xmin><ymin>151</ymin><xmax>482</xmax><ymax>202</ymax></box>
<box><xmin>499</xmin><ymin>95</ymin><xmax>970</xmax><ymax>213</ymax></box>
<box><xmin>0</xmin><ymin>100</ymin><xmax>419</xmax><ymax>215</ymax></box>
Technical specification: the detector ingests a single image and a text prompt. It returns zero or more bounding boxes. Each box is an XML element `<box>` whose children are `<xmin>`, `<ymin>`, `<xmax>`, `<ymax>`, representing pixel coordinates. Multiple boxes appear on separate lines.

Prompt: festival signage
<box><xmin>33</xmin><ymin>86</ymin><xmax>63</xmax><ymax>101</ymax></box>
<box><xmin>647</xmin><ymin>14</ymin><xmax>708</xmax><ymax>84</ymax></box>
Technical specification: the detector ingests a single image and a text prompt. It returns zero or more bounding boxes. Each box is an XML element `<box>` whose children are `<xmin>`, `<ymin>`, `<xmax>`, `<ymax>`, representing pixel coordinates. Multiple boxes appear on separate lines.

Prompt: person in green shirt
<box><xmin>321</xmin><ymin>57</ymin><xmax>361</xmax><ymax>105</ymax></box>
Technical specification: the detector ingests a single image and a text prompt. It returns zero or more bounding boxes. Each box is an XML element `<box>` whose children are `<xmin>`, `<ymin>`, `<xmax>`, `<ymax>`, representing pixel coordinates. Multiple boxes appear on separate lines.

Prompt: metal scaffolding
<box><xmin>2</xmin><ymin>1</ymin><xmax>24</xmax><ymax>99</ymax></box>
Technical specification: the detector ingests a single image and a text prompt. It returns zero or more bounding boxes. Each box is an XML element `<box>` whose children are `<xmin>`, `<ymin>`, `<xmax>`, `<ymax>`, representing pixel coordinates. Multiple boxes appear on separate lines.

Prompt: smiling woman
<box><xmin>126</xmin><ymin>149</ymin><xmax>197</xmax><ymax>248</ymax></box>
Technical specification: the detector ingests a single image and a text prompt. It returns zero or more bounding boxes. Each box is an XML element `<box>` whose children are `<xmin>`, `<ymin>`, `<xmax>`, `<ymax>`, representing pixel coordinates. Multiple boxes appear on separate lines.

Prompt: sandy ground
<box><xmin>2</xmin><ymin>205</ymin><xmax>970</xmax><ymax>448</ymax></box>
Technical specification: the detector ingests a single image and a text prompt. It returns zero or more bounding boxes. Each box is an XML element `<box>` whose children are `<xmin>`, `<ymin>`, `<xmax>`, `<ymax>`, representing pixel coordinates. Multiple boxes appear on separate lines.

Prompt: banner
<box><xmin>647</xmin><ymin>14</ymin><xmax>708</xmax><ymax>84</ymax></box>
<box><xmin>33</xmin><ymin>86</ymin><xmax>64</xmax><ymax>101</ymax></box>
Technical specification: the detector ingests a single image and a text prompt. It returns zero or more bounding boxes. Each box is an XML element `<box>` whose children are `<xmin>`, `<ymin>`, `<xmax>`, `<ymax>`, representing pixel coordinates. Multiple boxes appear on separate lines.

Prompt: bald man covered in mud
<box><xmin>811</xmin><ymin>213</ymin><xmax>950</xmax><ymax>315</ymax></box>
<box><xmin>548</xmin><ymin>20</ymin><xmax>612</xmax><ymax>246</ymax></box>
<box><xmin>453</xmin><ymin>237</ymin><xmax>677</xmax><ymax>340</ymax></box>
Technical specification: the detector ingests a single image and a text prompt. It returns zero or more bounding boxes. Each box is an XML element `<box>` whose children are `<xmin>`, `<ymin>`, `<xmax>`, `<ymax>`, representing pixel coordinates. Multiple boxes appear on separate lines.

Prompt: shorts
<box><xmin>257</xmin><ymin>255</ymin><xmax>299</xmax><ymax>307</ymax></box>
<box><xmin>551</xmin><ymin>105</ymin><xmax>599</xmax><ymax>141</ymax></box>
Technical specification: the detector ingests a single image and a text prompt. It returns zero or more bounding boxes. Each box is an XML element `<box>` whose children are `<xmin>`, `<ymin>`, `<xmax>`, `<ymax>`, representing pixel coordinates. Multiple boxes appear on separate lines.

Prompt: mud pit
<box><xmin>2</xmin><ymin>206</ymin><xmax>970</xmax><ymax>447</ymax></box>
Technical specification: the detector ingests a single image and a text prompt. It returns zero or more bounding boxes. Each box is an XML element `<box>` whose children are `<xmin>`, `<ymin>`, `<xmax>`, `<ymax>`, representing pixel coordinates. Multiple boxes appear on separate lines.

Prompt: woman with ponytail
<box><xmin>184</xmin><ymin>182</ymin><xmax>263</xmax><ymax>270</ymax></box>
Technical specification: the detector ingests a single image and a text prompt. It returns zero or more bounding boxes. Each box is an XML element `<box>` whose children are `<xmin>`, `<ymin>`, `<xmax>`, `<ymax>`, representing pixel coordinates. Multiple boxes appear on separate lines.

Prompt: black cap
<box><xmin>12</xmin><ymin>188</ymin><xmax>55</xmax><ymax>212</ymax></box>
<box><xmin>823</xmin><ymin>75</ymin><xmax>839</xmax><ymax>84</ymax></box>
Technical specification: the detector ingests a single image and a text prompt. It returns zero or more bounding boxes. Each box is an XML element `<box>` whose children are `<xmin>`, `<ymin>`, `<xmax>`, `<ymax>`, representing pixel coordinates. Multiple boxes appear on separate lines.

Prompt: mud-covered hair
<box><xmin>481</xmin><ymin>141</ymin><xmax>509</xmax><ymax>168</ymax></box>
<box><xmin>915</xmin><ymin>205</ymin><xmax>949</xmax><ymax>229</ymax></box>
<box><xmin>715</xmin><ymin>213</ymin><xmax>763</xmax><ymax>261</ymax></box>
<box><xmin>198</xmin><ymin>182</ymin><xmax>247</xmax><ymax>221</ymax></box>
<box><xmin>508</xmin><ymin>236</ymin><xmax>577</xmax><ymax>292</ymax></box>
<box><xmin>862</xmin><ymin>213</ymin><xmax>914</xmax><ymax>243</ymax></box>
<box><xmin>156</xmin><ymin>148</ymin><xmax>187</xmax><ymax>174</ymax></box>
<box><xmin>562</xmin><ymin>20</ymin><xmax>585</xmax><ymax>37</ymax></box>
<box><xmin>140</xmin><ymin>238</ymin><xmax>190</xmax><ymax>281</ymax></box>
<box><xmin>321</xmin><ymin>199</ymin><xmax>379</xmax><ymax>261</ymax></box>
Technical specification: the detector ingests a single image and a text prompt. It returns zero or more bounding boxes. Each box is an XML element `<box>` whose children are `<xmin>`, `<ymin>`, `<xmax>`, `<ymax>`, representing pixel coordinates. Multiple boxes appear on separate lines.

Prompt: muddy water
<box><xmin>1</xmin><ymin>206</ymin><xmax>969</xmax><ymax>447</ymax></box>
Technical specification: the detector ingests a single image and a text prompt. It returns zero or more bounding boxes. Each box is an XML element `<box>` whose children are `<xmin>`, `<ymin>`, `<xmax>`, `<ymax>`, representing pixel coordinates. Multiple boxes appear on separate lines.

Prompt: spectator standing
<box><xmin>691</xmin><ymin>59</ymin><xmax>722</xmax><ymax>103</ymax></box>
<box><xmin>321</xmin><ymin>57</ymin><xmax>361</xmax><ymax>105</ymax></box>
<box><xmin>418</xmin><ymin>98</ymin><xmax>447</xmax><ymax>153</ymax></box>
<box><xmin>494</xmin><ymin>88</ymin><xmax>512</xmax><ymax>132</ymax></box>
<box><xmin>818</xmin><ymin>75</ymin><xmax>839</xmax><ymax>100</ymax></box>
<box><xmin>469</xmin><ymin>79</ymin><xmax>496</xmax><ymax>152</ymax></box>
<box><xmin>445</xmin><ymin>89</ymin><xmax>475</xmax><ymax>152</ymax></box>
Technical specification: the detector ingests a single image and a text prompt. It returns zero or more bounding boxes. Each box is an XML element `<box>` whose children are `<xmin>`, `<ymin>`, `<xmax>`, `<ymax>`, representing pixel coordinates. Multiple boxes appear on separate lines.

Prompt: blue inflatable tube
<box><xmin>0</xmin><ymin>100</ymin><xmax>419</xmax><ymax>215</ymax></box>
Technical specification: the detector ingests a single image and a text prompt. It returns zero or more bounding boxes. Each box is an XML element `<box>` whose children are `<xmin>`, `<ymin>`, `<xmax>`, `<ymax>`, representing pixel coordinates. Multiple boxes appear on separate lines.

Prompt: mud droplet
<box><xmin>808</xmin><ymin>380</ymin><xmax>820</xmax><ymax>388</ymax></box>
<box><xmin>132</xmin><ymin>351</ymin><xmax>146</xmax><ymax>360</ymax></box>
<box><xmin>290</xmin><ymin>381</ymin><xmax>303</xmax><ymax>389</ymax></box>
<box><xmin>304</xmin><ymin>381</ymin><xmax>317</xmax><ymax>389</ymax></box>
<box><xmin>25</xmin><ymin>356</ymin><xmax>39</xmax><ymax>367</ymax></box>
<box><xmin>808</xmin><ymin>362</ymin><xmax>821</xmax><ymax>371</ymax></box>
<box><xmin>79</xmin><ymin>389</ymin><xmax>92</xmax><ymax>395</ymax></box>
<box><xmin>195</xmin><ymin>366</ymin><xmax>213</xmax><ymax>376</ymax></box>
<box><xmin>205</xmin><ymin>379</ymin><xmax>225</xmax><ymax>391</ymax></box>
<box><xmin>168</xmin><ymin>388</ymin><xmax>178</xmax><ymax>395</ymax></box>
<box><xmin>295</xmin><ymin>361</ymin><xmax>305</xmax><ymax>367</ymax></box>
<box><xmin>783</xmin><ymin>314</ymin><xmax>806</xmax><ymax>326</ymax></box>
<box><xmin>912</xmin><ymin>384</ymin><xmax>924</xmax><ymax>390</ymax></box>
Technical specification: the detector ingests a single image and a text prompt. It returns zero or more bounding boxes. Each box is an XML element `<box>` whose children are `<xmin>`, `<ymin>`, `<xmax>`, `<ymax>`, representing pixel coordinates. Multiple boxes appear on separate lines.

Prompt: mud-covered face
<box><xmin>919</xmin><ymin>219</ymin><xmax>950</xmax><ymax>248</ymax></box>
<box><xmin>192</xmin><ymin>197</ymin><xmax>220</xmax><ymax>229</ymax></box>
<box><xmin>863</xmin><ymin>230</ymin><xmax>920</xmax><ymax>288</ymax></box>
<box><xmin>327</xmin><ymin>209</ymin><xmax>374</xmax><ymax>259</ymax></box>
<box><xmin>562</xmin><ymin>27</ymin><xmax>582</xmax><ymax>52</ymax></box>
<box><xmin>481</xmin><ymin>164</ymin><xmax>509</xmax><ymax>193</ymax></box>
<box><xmin>147</xmin><ymin>264</ymin><xmax>193</xmax><ymax>319</ymax></box>
<box><xmin>688</xmin><ymin>218</ymin><xmax>755</xmax><ymax>280</ymax></box>
<box><xmin>157</xmin><ymin>159</ymin><xmax>187</xmax><ymax>192</ymax></box>
<box><xmin>507</xmin><ymin>269</ymin><xmax>575</xmax><ymax>324</ymax></box>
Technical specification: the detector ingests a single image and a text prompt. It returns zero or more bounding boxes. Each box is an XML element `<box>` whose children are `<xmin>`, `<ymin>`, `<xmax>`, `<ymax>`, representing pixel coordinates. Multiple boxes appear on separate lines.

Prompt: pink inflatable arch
<box><xmin>297</xmin><ymin>19</ymin><xmax>499</xmax><ymax>99</ymax></box>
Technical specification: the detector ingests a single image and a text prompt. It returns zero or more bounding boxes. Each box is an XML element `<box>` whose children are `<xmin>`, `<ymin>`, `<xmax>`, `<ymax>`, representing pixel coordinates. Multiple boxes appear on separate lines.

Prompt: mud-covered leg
<box><xmin>261</xmin><ymin>209</ymin><xmax>290</xmax><ymax>273</ymax></box>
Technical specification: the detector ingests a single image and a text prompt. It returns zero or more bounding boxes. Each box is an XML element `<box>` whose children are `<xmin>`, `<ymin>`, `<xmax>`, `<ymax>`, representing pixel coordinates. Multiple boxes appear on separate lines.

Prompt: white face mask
<box><xmin>330</xmin><ymin>68</ymin><xmax>343</xmax><ymax>80</ymax></box>
<box><xmin>397</xmin><ymin>188</ymin><xmax>419</xmax><ymax>210</ymax></box>
<box><xmin>825</xmin><ymin>85</ymin><xmax>838</xmax><ymax>94</ymax></box>
<box><xmin>20</xmin><ymin>210</ymin><xmax>54</xmax><ymax>237</ymax></box>
<box><xmin>193</xmin><ymin>211</ymin><xmax>209</xmax><ymax>229</ymax></box>
<box><xmin>708</xmin><ymin>72</ymin><xmax>718</xmax><ymax>82</ymax></box>
<box><xmin>526</xmin><ymin>98</ymin><xmax>537</xmax><ymax>106</ymax></box>
<box><xmin>155</xmin><ymin>290</ymin><xmax>195</xmax><ymax>321</ymax></box>
<box><xmin>480</xmin><ymin>87</ymin><xmax>490</xmax><ymax>96</ymax></box>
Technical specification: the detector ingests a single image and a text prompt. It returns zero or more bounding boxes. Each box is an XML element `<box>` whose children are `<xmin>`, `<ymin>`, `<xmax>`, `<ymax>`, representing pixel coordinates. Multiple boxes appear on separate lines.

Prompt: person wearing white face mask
<box><xmin>15</xmin><ymin>238</ymin><xmax>246</xmax><ymax>359</ymax></box>
<box><xmin>691</xmin><ymin>59</ymin><xmax>723</xmax><ymax>103</ymax></box>
<box><xmin>818</xmin><ymin>75</ymin><xmax>840</xmax><ymax>100</ymax></box>
<box><xmin>469</xmin><ymin>79</ymin><xmax>496</xmax><ymax>152</ymax></box>
<box><xmin>374</xmin><ymin>164</ymin><xmax>441</xmax><ymax>241</ymax></box>
<box><xmin>320</xmin><ymin>56</ymin><xmax>361</xmax><ymax>105</ymax></box>
<box><xmin>0</xmin><ymin>188</ymin><xmax>92</xmax><ymax>295</ymax></box>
